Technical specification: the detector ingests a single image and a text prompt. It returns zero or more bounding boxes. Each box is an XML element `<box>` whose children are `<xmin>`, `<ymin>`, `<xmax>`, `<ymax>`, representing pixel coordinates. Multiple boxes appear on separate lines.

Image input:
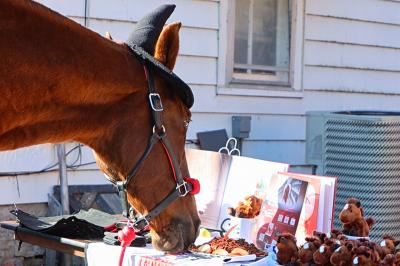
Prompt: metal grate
<box><xmin>324</xmin><ymin>118</ymin><xmax>400</xmax><ymax>240</ymax></box>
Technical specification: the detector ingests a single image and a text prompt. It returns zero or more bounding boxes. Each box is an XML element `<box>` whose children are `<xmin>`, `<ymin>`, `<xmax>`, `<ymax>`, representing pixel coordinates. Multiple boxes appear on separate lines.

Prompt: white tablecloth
<box><xmin>85</xmin><ymin>243</ymin><xmax>164</xmax><ymax>266</ymax></box>
<box><xmin>85</xmin><ymin>243</ymin><xmax>269</xmax><ymax>266</ymax></box>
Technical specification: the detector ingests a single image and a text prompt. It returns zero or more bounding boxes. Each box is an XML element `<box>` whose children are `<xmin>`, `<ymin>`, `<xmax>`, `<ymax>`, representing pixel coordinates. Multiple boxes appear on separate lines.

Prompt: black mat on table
<box><xmin>10</xmin><ymin>208</ymin><xmax>119</xmax><ymax>240</ymax></box>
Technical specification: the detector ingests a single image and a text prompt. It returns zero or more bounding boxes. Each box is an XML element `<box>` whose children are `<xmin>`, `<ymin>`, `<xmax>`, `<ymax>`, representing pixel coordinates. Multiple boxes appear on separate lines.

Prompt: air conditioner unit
<box><xmin>306</xmin><ymin>111</ymin><xmax>400</xmax><ymax>240</ymax></box>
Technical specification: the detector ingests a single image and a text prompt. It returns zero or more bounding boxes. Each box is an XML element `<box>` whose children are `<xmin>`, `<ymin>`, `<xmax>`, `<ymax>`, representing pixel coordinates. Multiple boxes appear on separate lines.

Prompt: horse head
<box><xmin>91</xmin><ymin>5</ymin><xmax>200</xmax><ymax>252</ymax></box>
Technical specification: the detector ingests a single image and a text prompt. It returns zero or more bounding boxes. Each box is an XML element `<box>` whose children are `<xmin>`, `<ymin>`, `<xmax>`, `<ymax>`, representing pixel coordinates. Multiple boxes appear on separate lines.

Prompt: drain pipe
<box><xmin>57</xmin><ymin>144</ymin><xmax>72</xmax><ymax>266</ymax></box>
<box><xmin>84</xmin><ymin>0</ymin><xmax>90</xmax><ymax>28</ymax></box>
<box><xmin>56</xmin><ymin>144</ymin><xmax>69</xmax><ymax>215</ymax></box>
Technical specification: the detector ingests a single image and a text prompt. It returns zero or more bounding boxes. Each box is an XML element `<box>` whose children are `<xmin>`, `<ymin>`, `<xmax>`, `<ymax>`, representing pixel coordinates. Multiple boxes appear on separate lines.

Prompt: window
<box><xmin>233</xmin><ymin>0</ymin><xmax>290</xmax><ymax>85</ymax></box>
<box><xmin>218</xmin><ymin>0</ymin><xmax>303</xmax><ymax>96</ymax></box>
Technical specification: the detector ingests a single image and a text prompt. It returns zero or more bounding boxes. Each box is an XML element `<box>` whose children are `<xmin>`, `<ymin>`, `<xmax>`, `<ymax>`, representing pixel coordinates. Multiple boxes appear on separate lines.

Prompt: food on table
<box><xmin>190</xmin><ymin>237</ymin><xmax>267</xmax><ymax>257</ymax></box>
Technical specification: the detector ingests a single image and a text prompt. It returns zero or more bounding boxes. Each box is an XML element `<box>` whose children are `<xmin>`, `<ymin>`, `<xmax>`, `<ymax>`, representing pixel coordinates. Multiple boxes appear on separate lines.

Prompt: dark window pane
<box><xmin>252</xmin><ymin>0</ymin><xmax>277</xmax><ymax>66</ymax></box>
<box><xmin>234</xmin><ymin>0</ymin><xmax>250</xmax><ymax>64</ymax></box>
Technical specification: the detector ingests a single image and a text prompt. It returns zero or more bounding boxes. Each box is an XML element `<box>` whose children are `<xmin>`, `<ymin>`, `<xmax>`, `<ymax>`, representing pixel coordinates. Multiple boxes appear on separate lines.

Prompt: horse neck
<box><xmin>0</xmin><ymin>0</ymin><xmax>147</xmax><ymax>151</ymax></box>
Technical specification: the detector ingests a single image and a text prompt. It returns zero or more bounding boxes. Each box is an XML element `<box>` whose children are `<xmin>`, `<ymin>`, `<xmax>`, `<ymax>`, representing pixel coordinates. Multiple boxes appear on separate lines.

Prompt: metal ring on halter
<box><xmin>152</xmin><ymin>125</ymin><xmax>166</xmax><ymax>134</ymax></box>
<box><xmin>176</xmin><ymin>181</ymin><xmax>189</xmax><ymax>197</ymax></box>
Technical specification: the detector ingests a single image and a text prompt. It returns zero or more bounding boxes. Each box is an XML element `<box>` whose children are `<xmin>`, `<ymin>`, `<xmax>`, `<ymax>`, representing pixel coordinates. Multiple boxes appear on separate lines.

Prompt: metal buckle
<box><xmin>149</xmin><ymin>93</ymin><xmax>163</xmax><ymax>111</ymax></box>
<box><xmin>135</xmin><ymin>216</ymin><xmax>150</xmax><ymax>229</ymax></box>
<box><xmin>152</xmin><ymin>125</ymin><xmax>166</xmax><ymax>134</ymax></box>
<box><xmin>176</xmin><ymin>181</ymin><xmax>189</xmax><ymax>197</ymax></box>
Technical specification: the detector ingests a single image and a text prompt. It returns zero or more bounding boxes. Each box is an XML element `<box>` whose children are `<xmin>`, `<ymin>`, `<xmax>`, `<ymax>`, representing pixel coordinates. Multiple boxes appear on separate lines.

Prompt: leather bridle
<box><xmin>109</xmin><ymin>43</ymin><xmax>200</xmax><ymax>233</ymax></box>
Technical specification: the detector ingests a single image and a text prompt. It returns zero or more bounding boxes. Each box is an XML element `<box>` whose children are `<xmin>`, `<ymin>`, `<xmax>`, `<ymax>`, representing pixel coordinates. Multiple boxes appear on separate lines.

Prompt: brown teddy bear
<box><xmin>313</xmin><ymin>238</ymin><xmax>340</xmax><ymax>265</ymax></box>
<box><xmin>339</xmin><ymin>198</ymin><xmax>375</xmax><ymax>237</ymax></box>
<box><xmin>298</xmin><ymin>236</ymin><xmax>322</xmax><ymax>265</ymax></box>
<box><xmin>276</xmin><ymin>233</ymin><xmax>299</xmax><ymax>265</ymax></box>
<box><xmin>381</xmin><ymin>254</ymin><xmax>397</xmax><ymax>266</ymax></box>
<box><xmin>356</xmin><ymin>238</ymin><xmax>383</xmax><ymax>264</ymax></box>
<box><xmin>380</xmin><ymin>235</ymin><xmax>400</xmax><ymax>256</ymax></box>
<box><xmin>328</xmin><ymin>229</ymin><xmax>346</xmax><ymax>243</ymax></box>
<box><xmin>330</xmin><ymin>240</ymin><xmax>356</xmax><ymax>266</ymax></box>
<box><xmin>313</xmin><ymin>231</ymin><xmax>328</xmax><ymax>243</ymax></box>
<box><xmin>395</xmin><ymin>251</ymin><xmax>400</xmax><ymax>265</ymax></box>
<box><xmin>352</xmin><ymin>245</ymin><xmax>376</xmax><ymax>266</ymax></box>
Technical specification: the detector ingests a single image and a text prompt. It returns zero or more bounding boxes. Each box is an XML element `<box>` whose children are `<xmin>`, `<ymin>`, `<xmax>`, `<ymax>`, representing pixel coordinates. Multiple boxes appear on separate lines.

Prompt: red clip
<box><xmin>184</xmin><ymin>177</ymin><xmax>200</xmax><ymax>195</ymax></box>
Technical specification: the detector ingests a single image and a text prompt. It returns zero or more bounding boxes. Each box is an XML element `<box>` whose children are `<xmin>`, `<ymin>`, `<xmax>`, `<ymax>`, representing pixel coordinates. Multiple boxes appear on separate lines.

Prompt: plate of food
<box><xmin>189</xmin><ymin>236</ymin><xmax>267</xmax><ymax>259</ymax></box>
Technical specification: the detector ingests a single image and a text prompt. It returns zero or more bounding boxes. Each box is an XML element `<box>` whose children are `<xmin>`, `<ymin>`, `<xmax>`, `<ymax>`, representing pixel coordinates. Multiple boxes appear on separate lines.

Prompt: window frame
<box><xmin>217</xmin><ymin>0</ymin><xmax>305</xmax><ymax>98</ymax></box>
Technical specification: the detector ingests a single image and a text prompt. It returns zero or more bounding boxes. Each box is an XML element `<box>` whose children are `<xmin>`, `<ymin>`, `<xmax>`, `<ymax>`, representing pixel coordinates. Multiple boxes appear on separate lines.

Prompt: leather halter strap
<box><xmin>113</xmin><ymin>55</ymin><xmax>193</xmax><ymax>231</ymax></box>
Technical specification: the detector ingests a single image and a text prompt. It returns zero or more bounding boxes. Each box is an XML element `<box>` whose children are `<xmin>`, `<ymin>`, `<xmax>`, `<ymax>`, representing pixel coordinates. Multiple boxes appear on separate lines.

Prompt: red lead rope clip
<box><xmin>118</xmin><ymin>221</ymin><xmax>136</xmax><ymax>266</ymax></box>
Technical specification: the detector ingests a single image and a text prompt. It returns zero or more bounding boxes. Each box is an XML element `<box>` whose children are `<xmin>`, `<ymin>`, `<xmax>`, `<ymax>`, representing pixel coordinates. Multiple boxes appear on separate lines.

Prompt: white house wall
<box><xmin>1</xmin><ymin>0</ymin><xmax>399</xmax><ymax>204</ymax></box>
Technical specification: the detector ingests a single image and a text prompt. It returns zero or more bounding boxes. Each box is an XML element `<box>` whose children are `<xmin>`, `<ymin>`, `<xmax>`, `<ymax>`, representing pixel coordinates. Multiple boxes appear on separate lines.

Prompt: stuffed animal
<box><xmin>380</xmin><ymin>235</ymin><xmax>400</xmax><ymax>256</ymax></box>
<box><xmin>352</xmin><ymin>246</ymin><xmax>376</xmax><ymax>266</ymax></box>
<box><xmin>339</xmin><ymin>198</ymin><xmax>375</xmax><ymax>237</ymax></box>
<box><xmin>313</xmin><ymin>238</ymin><xmax>339</xmax><ymax>265</ymax></box>
<box><xmin>276</xmin><ymin>233</ymin><xmax>299</xmax><ymax>265</ymax></box>
<box><xmin>298</xmin><ymin>236</ymin><xmax>322</xmax><ymax>265</ymax></box>
<box><xmin>227</xmin><ymin>195</ymin><xmax>263</xmax><ymax>218</ymax></box>
<box><xmin>381</xmin><ymin>254</ymin><xmax>396</xmax><ymax>266</ymax></box>
<box><xmin>394</xmin><ymin>251</ymin><xmax>400</xmax><ymax>266</ymax></box>
<box><xmin>313</xmin><ymin>231</ymin><xmax>328</xmax><ymax>243</ymax></box>
<box><xmin>356</xmin><ymin>238</ymin><xmax>382</xmax><ymax>264</ymax></box>
<box><xmin>328</xmin><ymin>229</ymin><xmax>346</xmax><ymax>243</ymax></box>
<box><xmin>330</xmin><ymin>240</ymin><xmax>356</xmax><ymax>266</ymax></box>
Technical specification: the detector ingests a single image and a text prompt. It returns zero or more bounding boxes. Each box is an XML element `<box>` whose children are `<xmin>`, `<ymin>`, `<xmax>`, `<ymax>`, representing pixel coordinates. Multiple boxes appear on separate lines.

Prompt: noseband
<box><xmin>109</xmin><ymin>44</ymin><xmax>200</xmax><ymax>233</ymax></box>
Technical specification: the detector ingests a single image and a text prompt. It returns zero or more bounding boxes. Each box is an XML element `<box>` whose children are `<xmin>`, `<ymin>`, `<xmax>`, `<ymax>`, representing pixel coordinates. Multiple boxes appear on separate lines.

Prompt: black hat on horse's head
<box><xmin>127</xmin><ymin>4</ymin><xmax>175</xmax><ymax>55</ymax></box>
<box><xmin>125</xmin><ymin>4</ymin><xmax>194</xmax><ymax>109</ymax></box>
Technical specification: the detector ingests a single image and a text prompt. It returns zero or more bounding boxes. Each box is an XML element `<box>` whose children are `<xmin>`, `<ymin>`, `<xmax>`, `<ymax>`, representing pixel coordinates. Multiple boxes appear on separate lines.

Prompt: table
<box><xmin>1</xmin><ymin>221</ymin><xmax>269</xmax><ymax>265</ymax></box>
<box><xmin>0</xmin><ymin>221</ymin><xmax>93</xmax><ymax>257</ymax></box>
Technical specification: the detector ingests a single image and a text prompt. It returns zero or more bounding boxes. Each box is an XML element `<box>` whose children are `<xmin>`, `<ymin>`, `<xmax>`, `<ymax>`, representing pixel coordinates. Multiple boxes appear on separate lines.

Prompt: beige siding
<box><xmin>305</xmin><ymin>41</ymin><xmax>400</xmax><ymax>72</ymax></box>
<box><xmin>306</xmin><ymin>0</ymin><xmax>400</xmax><ymax>25</ymax></box>
<box><xmin>304</xmin><ymin>0</ymin><xmax>400</xmax><ymax>94</ymax></box>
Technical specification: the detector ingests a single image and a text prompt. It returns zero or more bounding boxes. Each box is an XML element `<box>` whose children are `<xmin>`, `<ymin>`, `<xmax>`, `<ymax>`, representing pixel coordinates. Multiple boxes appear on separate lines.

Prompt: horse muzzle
<box><xmin>151</xmin><ymin>218</ymin><xmax>200</xmax><ymax>253</ymax></box>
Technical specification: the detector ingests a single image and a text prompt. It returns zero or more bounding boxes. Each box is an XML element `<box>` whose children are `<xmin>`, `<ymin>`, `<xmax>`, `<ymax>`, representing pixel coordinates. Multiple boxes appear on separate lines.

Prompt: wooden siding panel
<box><xmin>305</xmin><ymin>41</ymin><xmax>400</xmax><ymax>72</ymax></box>
<box><xmin>242</xmin><ymin>141</ymin><xmax>305</xmax><ymax>164</ymax></box>
<box><xmin>188</xmin><ymin>113</ymin><xmax>305</xmax><ymax>141</ymax></box>
<box><xmin>88</xmin><ymin>0</ymin><xmax>218</xmax><ymax>29</ymax></box>
<box><xmin>191</xmin><ymin>86</ymin><xmax>400</xmax><ymax>115</ymax></box>
<box><xmin>305</xmin><ymin>15</ymin><xmax>400</xmax><ymax>48</ymax></box>
<box><xmin>87</xmin><ymin>19</ymin><xmax>218</xmax><ymax>57</ymax></box>
<box><xmin>36</xmin><ymin>0</ymin><xmax>85</xmax><ymax>16</ymax></box>
<box><xmin>174</xmin><ymin>56</ymin><xmax>217</xmax><ymax>85</ymax></box>
<box><xmin>303</xmin><ymin>65</ymin><xmax>400</xmax><ymax>93</ymax></box>
<box><xmin>191</xmin><ymin>85</ymin><xmax>303</xmax><ymax>115</ymax></box>
<box><xmin>306</xmin><ymin>0</ymin><xmax>400</xmax><ymax>25</ymax></box>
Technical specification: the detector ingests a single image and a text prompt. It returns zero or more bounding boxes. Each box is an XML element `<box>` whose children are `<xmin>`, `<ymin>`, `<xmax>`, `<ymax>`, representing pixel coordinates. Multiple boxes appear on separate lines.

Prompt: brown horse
<box><xmin>0</xmin><ymin>0</ymin><xmax>200</xmax><ymax>253</ymax></box>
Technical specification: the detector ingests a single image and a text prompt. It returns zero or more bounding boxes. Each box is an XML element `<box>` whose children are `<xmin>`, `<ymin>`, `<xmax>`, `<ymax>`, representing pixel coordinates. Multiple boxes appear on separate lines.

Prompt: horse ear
<box><xmin>154</xmin><ymin>22</ymin><xmax>181</xmax><ymax>70</ymax></box>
